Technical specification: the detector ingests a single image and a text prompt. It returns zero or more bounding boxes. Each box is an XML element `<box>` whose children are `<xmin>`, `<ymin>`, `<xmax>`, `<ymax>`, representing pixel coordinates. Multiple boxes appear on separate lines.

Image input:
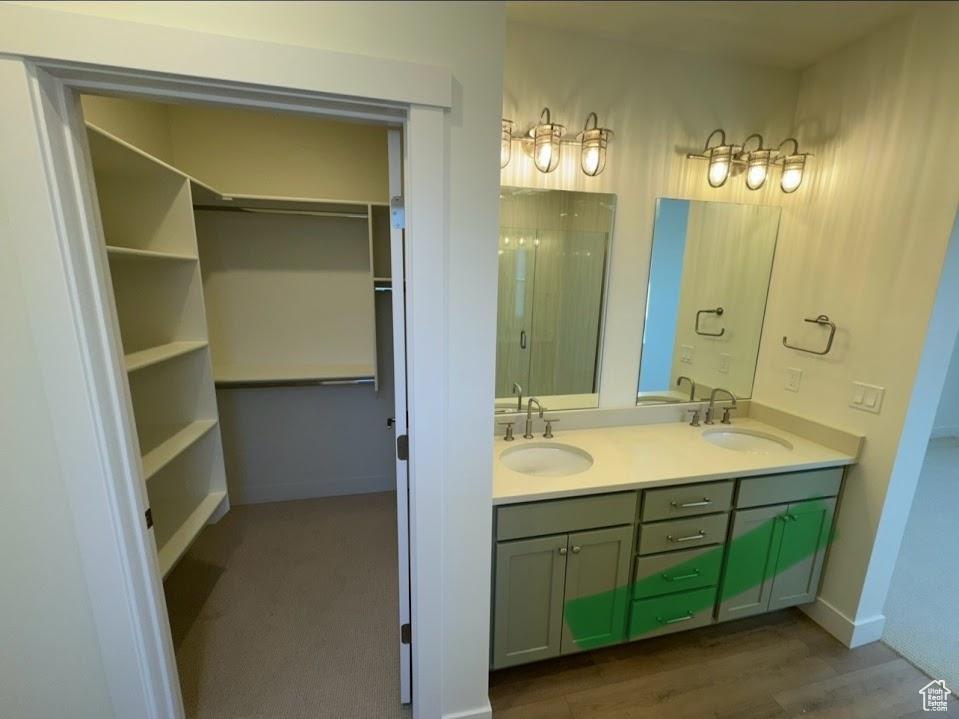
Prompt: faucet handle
<box><xmin>543</xmin><ymin>418</ymin><xmax>559</xmax><ymax>439</ymax></box>
<box><xmin>721</xmin><ymin>407</ymin><xmax>732</xmax><ymax>424</ymax></box>
<box><xmin>687</xmin><ymin>408</ymin><xmax>701</xmax><ymax>427</ymax></box>
<box><xmin>497</xmin><ymin>421</ymin><xmax>515</xmax><ymax>441</ymax></box>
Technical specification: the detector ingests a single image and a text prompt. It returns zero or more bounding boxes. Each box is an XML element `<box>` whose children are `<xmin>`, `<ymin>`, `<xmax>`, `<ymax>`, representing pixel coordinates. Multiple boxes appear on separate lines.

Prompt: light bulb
<box><xmin>746</xmin><ymin>162</ymin><xmax>768</xmax><ymax>190</ymax></box>
<box><xmin>582</xmin><ymin>146</ymin><xmax>600</xmax><ymax>175</ymax></box>
<box><xmin>708</xmin><ymin>157</ymin><xmax>730</xmax><ymax>187</ymax></box>
<box><xmin>500</xmin><ymin>143</ymin><xmax>511</xmax><ymax>168</ymax></box>
<box><xmin>781</xmin><ymin>163</ymin><xmax>804</xmax><ymax>193</ymax></box>
<box><xmin>535</xmin><ymin>143</ymin><xmax>554</xmax><ymax>172</ymax></box>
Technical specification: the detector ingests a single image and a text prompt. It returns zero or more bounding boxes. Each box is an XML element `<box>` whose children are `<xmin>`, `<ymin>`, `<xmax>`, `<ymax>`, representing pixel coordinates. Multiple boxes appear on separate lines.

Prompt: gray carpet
<box><xmin>883</xmin><ymin>436</ymin><xmax>959</xmax><ymax>691</ymax></box>
<box><xmin>164</xmin><ymin>492</ymin><xmax>411</xmax><ymax>719</ymax></box>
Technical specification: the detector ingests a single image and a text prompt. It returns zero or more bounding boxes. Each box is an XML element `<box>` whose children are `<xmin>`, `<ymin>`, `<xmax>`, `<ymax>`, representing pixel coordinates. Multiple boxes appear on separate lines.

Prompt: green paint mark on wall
<box><xmin>564</xmin><ymin>498</ymin><xmax>836</xmax><ymax>650</ymax></box>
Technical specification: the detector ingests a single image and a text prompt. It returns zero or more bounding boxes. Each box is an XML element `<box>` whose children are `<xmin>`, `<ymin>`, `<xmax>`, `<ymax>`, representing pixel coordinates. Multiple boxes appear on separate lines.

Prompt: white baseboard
<box><xmin>930</xmin><ymin>425</ymin><xmax>959</xmax><ymax>439</ymax></box>
<box><xmin>801</xmin><ymin>597</ymin><xmax>885</xmax><ymax>648</ymax></box>
<box><xmin>444</xmin><ymin>702</ymin><xmax>492</xmax><ymax>719</ymax></box>
<box><xmin>230</xmin><ymin>475</ymin><xmax>394</xmax><ymax>505</ymax></box>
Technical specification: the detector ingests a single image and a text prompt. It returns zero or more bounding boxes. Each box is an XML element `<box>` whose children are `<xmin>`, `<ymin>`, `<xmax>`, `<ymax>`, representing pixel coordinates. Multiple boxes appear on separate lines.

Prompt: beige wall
<box><xmin>80</xmin><ymin>94</ymin><xmax>175</xmax><ymax>163</ymax></box>
<box><xmin>502</xmin><ymin>22</ymin><xmax>800</xmax><ymax>406</ymax></box>
<box><xmin>752</xmin><ymin>5</ymin><xmax>959</xmax><ymax>631</ymax></box>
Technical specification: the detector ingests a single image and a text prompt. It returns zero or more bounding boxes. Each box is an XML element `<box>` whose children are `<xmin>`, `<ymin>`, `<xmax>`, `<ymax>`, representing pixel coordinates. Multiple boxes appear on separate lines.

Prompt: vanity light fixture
<box><xmin>687</xmin><ymin>129</ymin><xmax>812</xmax><ymax>193</ymax></box>
<box><xmin>501</xmin><ymin>119</ymin><xmax>515</xmax><ymax>168</ymax></box>
<box><xmin>578</xmin><ymin>113</ymin><xmax>613</xmax><ymax>177</ymax></box>
<box><xmin>775</xmin><ymin>138</ymin><xmax>809</xmax><ymax>193</ymax></box>
<box><xmin>740</xmin><ymin>133</ymin><xmax>773</xmax><ymax>191</ymax></box>
<box><xmin>529</xmin><ymin>107</ymin><xmax>565</xmax><ymax>173</ymax></box>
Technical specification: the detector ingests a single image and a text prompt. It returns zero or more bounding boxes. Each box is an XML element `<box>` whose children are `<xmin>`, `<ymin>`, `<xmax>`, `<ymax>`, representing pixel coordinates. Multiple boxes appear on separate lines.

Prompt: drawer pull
<box><xmin>670</xmin><ymin>498</ymin><xmax>712</xmax><ymax>509</ymax></box>
<box><xmin>661</xmin><ymin>569</ymin><xmax>701</xmax><ymax>582</ymax></box>
<box><xmin>667</xmin><ymin>531</ymin><xmax>706</xmax><ymax>543</ymax></box>
<box><xmin>657</xmin><ymin>611</ymin><xmax>695</xmax><ymax>625</ymax></box>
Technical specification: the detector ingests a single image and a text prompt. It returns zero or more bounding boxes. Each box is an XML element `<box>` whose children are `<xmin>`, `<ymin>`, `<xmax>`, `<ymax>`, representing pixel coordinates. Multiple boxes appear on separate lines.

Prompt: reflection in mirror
<box><xmin>638</xmin><ymin>198</ymin><xmax>780</xmax><ymax>404</ymax></box>
<box><xmin>496</xmin><ymin>188</ymin><xmax>615</xmax><ymax>413</ymax></box>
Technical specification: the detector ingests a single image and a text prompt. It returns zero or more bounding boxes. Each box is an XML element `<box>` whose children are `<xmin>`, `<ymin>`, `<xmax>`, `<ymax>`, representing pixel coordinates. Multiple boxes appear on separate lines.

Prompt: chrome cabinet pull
<box><xmin>667</xmin><ymin>531</ymin><xmax>706</xmax><ymax>543</ymax></box>
<box><xmin>661</xmin><ymin>569</ymin><xmax>701</xmax><ymax>582</ymax></box>
<box><xmin>520</xmin><ymin>330</ymin><xmax>527</xmax><ymax>349</ymax></box>
<box><xmin>558</xmin><ymin>547</ymin><xmax>568</xmax><ymax>555</ymax></box>
<box><xmin>670</xmin><ymin>498</ymin><xmax>711</xmax><ymax>508</ymax></box>
<box><xmin>657</xmin><ymin>612</ymin><xmax>695</xmax><ymax>625</ymax></box>
<box><xmin>571</xmin><ymin>546</ymin><xmax>581</xmax><ymax>554</ymax></box>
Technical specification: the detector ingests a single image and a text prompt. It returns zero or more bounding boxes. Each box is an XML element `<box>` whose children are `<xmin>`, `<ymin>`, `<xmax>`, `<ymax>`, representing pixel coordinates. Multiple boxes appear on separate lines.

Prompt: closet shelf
<box><xmin>195</xmin><ymin>193</ymin><xmax>375</xmax><ymax>218</ymax></box>
<box><xmin>106</xmin><ymin>245</ymin><xmax>198</xmax><ymax>262</ymax></box>
<box><xmin>214</xmin><ymin>363</ymin><xmax>375</xmax><ymax>387</ymax></box>
<box><xmin>125</xmin><ymin>341</ymin><xmax>208</xmax><ymax>373</ymax></box>
<box><xmin>141</xmin><ymin>420</ymin><xmax>218</xmax><ymax>481</ymax></box>
<box><xmin>156</xmin><ymin>491</ymin><xmax>227</xmax><ymax>578</ymax></box>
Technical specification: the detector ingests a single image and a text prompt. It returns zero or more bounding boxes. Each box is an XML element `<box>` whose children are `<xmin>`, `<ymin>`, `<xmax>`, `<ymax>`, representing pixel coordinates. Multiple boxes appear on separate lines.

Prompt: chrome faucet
<box><xmin>705</xmin><ymin>387</ymin><xmax>737</xmax><ymax>425</ymax></box>
<box><xmin>676</xmin><ymin>375</ymin><xmax>696</xmax><ymax>401</ymax></box>
<box><xmin>524</xmin><ymin>397</ymin><xmax>544</xmax><ymax>439</ymax></box>
<box><xmin>512</xmin><ymin>382</ymin><xmax>523</xmax><ymax>412</ymax></box>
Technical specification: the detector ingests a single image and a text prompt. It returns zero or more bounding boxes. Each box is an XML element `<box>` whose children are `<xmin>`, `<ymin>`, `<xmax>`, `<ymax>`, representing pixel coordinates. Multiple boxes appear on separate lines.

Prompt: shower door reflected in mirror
<box><xmin>496</xmin><ymin>188</ymin><xmax>615</xmax><ymax>413</ymax></box>
<box><xmin>638</xmin><ymin>198</ymin><xmax>780</xmax><ymax>404</ymax></box>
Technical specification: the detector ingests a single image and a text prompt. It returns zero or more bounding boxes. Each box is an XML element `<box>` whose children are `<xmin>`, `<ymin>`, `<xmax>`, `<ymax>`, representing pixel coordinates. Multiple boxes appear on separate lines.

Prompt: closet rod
<box><xmin>215</xmin><ymin>377</ymin><xmax>375</xmax><ymax>389</ymax></box>
<box><xmin>194</xmin><ymin>205</ymin><xmax>368</xmax><ymax>220</ymax></box>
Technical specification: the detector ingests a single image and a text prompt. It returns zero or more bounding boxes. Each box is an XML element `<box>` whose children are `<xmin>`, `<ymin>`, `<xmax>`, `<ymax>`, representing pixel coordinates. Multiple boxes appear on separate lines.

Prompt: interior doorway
<box><xmin>75</xmin><ymin>93</ymin><xmax>412</xmax><ymax>718</ymax></box>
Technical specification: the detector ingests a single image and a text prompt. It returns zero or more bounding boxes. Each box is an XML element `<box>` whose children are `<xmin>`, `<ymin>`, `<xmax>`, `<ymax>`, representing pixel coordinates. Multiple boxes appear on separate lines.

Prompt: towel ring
<box><xmin>783</xmin><ymin>315</ymin><xmax>836</xmax><ymax>355</ymax></box>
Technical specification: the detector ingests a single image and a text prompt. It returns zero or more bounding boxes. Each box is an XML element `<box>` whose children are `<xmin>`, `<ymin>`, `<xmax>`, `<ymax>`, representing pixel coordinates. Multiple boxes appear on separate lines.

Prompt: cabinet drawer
<box><xmin>641</xmin><ymin>481</ymin><xmax>733</xmax><ymax>522</ymax></box>
<box><xmin>736</xmin><ymin>467</ymin><xmax>843</xmax><ymax>509</ymax></box>
<box><xmin>637</xmin><ymin>513</ymin><xmax>729</xmax><ymax>555</ymax></box>
<box><xmin>628</xmin><ymin>586</ymin><xmax>717</xmax><ymax>640</ymax></box>
<box><xmin>632</xmin><ymin>546</ymin><xmax>723</xmax><ymax>599</ymax></box>
<box><xmin>497</xmin><ymin>492</ymin><xmax>638</xmax><ymax>541</ymax></box>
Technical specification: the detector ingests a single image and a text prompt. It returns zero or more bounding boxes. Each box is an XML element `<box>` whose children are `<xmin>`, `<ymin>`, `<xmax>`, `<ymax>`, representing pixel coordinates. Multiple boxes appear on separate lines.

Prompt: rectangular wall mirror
<box><xmin>638</xmin><ymin>198</ymin><xmax>780</xmax><ymax>405</ymax></box>
<box><xmin>496</xmin><ymin>187</ymin><xmax>615</xmax><ymax>413</ymax></box>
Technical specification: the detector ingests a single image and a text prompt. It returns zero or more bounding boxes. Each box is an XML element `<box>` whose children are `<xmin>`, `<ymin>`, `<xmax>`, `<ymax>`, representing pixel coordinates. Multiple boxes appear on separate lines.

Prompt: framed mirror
<box><xmin>496</xmin><ymin>187</ymin><xmax>616</xmax><ymax>413</ymax></box>
<box><xmin>638</xmin><ymin>198</ymin><xmax>780</xmax><ymax>404</ymax></box>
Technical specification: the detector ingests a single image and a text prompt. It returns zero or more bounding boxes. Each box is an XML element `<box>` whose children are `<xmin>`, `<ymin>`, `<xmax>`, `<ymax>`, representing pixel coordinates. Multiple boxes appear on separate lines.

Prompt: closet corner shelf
<box><xmin>213</xmin><ymin>363</ymin><xmax>375</xmax><ymax>388</ymax></box>
<box><xmin>106</xmin><ymin>245</ymin><xmax>198</xmax><ymax>263</ymax></box>
<box><xmin>157</xmin><ymin>491</ymin><xmax>227</xmax><ymax>578</ymax></box>
<box><xmin>141</xmin><ymin>420</ymin><xmax>218</xmax><ymax>482</ymax></box>
<box><xmin>125</xmin><ymin>341</ymin><xmax>208</xmax><ymax>373</ymax></box>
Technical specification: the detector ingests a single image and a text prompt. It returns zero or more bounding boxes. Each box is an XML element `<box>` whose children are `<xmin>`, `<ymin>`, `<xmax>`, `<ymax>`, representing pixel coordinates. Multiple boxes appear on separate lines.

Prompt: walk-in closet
<box><xmin>79</xmin><ymin>94</ymin><xmax>409</xmax><ymax>719</ymax></box>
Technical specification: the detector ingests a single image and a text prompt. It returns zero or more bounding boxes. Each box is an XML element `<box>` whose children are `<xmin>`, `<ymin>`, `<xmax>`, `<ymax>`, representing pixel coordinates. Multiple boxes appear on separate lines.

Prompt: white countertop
<box><xmin>493</xmin><ymin>417</ymin><xmax>856</xmax><ymax>505</ymax></box>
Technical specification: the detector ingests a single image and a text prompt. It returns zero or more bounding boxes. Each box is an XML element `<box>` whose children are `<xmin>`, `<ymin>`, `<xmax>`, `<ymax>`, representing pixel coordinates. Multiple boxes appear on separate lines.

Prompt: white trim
<box><xmin>0</xmin><ymin>16</ymin><xmax>453</xmax><ymax>716</ymax></box>
<box><xmin>0</xmin><ymin>3</ymin><xmax>452</xmax><ymax>109</ymax></box>
<box><xmin>801</xmin><ymin>597</ymin><xmax>886</xmax><ymax>648</ymax></box>
<box><xmin>444</xmin><ymin>703</ymin><xmax>493</xmax><ymax>719</ymax></box>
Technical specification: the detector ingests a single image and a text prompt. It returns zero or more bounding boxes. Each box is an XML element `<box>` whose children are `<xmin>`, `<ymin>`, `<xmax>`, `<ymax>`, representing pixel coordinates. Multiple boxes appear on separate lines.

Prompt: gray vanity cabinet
<box><xmin>492</xmin><ymin>534</ymin><xmax>568</xmax><ymax>668</ymax></box>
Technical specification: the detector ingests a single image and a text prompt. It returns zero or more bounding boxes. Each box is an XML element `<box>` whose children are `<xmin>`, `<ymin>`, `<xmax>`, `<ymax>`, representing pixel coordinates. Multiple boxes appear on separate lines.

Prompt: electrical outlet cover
<box><xmin>719</xmin><ymin>353</ymin><xmax>731</xmax><ymax>374</ymax></box>
<box><xmin>785</xmin><ymin>367</ymin><xmax>802</xmax><ymax>392</ymax></box>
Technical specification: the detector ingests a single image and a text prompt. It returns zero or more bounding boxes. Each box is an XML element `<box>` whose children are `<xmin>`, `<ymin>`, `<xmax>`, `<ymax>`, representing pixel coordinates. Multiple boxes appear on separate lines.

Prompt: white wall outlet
<box><xmin>680</xmin><ymin>344</ymin><xmax>694</xmax><ymax>364</ymax></box>
<box><xmin>719</xmin><ymin>353</ymin><xmax>731</xmax><ymax>374</ymax></box>
<box><xmin>785</xmin><ymin>367</ymin><xmax>802</xmax><ymax>392</ymax></box>
<box><xmin>850</xmin><ymin>382</ymin><xmax>885</xmax><ymax>414</ymax></box>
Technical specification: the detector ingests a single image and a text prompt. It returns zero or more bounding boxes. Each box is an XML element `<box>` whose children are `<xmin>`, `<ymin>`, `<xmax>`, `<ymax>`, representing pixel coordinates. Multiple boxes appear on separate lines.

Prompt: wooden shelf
<box><xmin>106</xmin><ymin>245</ymin><xmax>197</xmax><ymax>262</ymax></box>
<box><xmin>125</xmin><ymin>341</ymin><xmax>208</xmax><ymax>373</ymax></box>
<box><xmin>214</xmin><ymin>363</ymin><xmax>375</xmax><ymax>387</ymax></box>
<box><xmin>195</xmin><ymin>193</ymin><xmax>373</xmax><ymax>217</ymax></box>
<box><xmin>141</xmin><ymin>420</ymin><xmax>218</xmax><ymax>481</ymax></box>
<box><xmin>156</xmin><ymin>491</ymin><xmax>227</xmax><ymax>577</ymax></box>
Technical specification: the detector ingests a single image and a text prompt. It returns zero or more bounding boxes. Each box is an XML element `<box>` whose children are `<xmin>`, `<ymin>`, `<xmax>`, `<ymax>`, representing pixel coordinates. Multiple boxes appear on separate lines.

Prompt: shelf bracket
<box><xmin>391</xmin><ymin>196</ymin><xmax>405</xmax><ymax>230</ymax></box>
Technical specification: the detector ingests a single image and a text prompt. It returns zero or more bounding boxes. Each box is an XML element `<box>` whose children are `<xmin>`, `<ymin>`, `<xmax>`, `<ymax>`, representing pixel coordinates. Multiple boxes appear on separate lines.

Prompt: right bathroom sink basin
<box><xmin>702</xmin><ymin>428</ymin><xmax>794</xmax><ymax>455</ymax></box>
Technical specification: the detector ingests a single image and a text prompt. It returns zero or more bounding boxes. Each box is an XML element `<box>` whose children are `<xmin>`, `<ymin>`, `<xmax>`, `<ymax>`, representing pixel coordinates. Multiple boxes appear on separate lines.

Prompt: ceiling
<box><xmin>507</xmin><ymin>1</ymin><xmax>929</xmax><ymax>69</ymax></box>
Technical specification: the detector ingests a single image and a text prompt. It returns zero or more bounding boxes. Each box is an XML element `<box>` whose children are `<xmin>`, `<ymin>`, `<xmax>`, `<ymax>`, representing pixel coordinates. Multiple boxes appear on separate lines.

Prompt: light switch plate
<box><xmin>680</xmin><ymin>344</ymin><xmax>694</xmax><ymax>365</ymax></box>
<box><xmin>850</xmin><ymin>382</ymin><xmax>885</xmax><ymax>414</ymax></box>
<box><xmin>785</xmin><ymin>367</ymin><xmax>802</xmax><ymax>392</ymax></box>
<box><xmin>719</xmin><ymin>353</ymin><xmax>731</xmax><ymax>374</ymax></box>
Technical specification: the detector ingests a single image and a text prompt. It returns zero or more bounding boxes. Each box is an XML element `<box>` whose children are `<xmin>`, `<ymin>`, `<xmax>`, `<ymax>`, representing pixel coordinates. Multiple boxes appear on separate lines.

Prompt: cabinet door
<box><xmin>561</xmin><ymin>526</ymin><xmax>632</xmax><ymax>654</ymax></box>
<box><xmin>492</xmin><ymin>534</ymin><xmax>568</xmax><ymax>669</ymax></box>
<box><xmin>716</xmin><ymin>504</ymin><xmax>786</xmax><ymax>622</ymax></box>
<box><xmin>768</xmin><ymin>497</ymin><xmax>837</xmax><ymax>611</ymax></box>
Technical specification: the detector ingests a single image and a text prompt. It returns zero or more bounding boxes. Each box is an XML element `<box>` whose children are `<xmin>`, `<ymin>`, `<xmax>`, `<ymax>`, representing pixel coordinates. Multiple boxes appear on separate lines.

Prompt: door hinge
<box><xmin>390</xmin><ymin>196</ymin><xmax>405</xmax><ymax>229</ymax></box>
<box><xmin>401</xmin><ymin>622</ymin><xmax>411</xmax><ymax>645</ymax></box>
<box><xmin>145</xmin><ymin>507</ymin><xmax>153</xmax><ymax>529</ymax></box>
<box><xmin>397</xmin><ymin>434</ymin><xmax>409</xmax><ymax>461</ymax></box>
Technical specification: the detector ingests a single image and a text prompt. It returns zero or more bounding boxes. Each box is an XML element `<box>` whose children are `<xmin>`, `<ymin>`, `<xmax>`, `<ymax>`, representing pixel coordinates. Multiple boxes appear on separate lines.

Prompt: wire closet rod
<box><xmin>215</xmin><ymin>377</ymin><xmax>375</xmax><ymax>389</ymax></box>
<box><xmin>194</xmin><ymin>205</ymin><xmax>369</xmax><ymax>220</ymax></box>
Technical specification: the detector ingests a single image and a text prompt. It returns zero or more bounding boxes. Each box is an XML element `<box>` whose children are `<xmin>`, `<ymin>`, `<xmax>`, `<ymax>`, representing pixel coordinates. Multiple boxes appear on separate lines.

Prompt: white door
<box><xmin>387</xmin><ymin>128</ymin><xmax>412</xmax><ymax>704</ymax></box>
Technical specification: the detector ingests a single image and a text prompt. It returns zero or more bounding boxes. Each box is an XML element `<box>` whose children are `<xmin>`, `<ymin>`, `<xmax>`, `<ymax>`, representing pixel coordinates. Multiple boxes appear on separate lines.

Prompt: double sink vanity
<box><xmin>491</xmin><ymin>188</ymin><xmax>861</xmax><ymax>670</ymax></box>
<box><xmin>489</xmin><ymin>410</ymin><xmax>859</xmax><ymax>669</ymax></box>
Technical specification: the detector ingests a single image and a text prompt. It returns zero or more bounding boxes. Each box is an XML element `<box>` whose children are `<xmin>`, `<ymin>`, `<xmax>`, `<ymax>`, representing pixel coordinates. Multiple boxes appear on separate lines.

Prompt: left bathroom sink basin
<box><xmin>500</xmin><ymin>442</ymin><xmax>594</xmax><ymax>477</ymax></box>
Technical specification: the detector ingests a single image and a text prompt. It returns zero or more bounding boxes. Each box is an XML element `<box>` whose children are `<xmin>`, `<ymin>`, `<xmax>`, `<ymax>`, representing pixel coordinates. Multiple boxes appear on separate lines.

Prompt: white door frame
<box><xmin>0</xmin><ymin>7</ymin><xmax>451</xmax><ymax>719</ymax></box>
